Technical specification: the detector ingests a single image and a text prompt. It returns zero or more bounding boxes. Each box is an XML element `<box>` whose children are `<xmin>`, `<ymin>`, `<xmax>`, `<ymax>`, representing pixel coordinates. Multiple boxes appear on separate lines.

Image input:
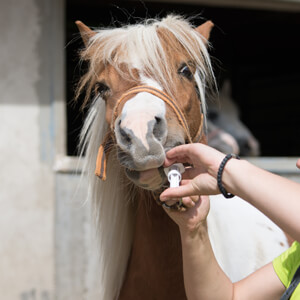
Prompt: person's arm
<box><xmin>164</xmin><ymin>194</ymin><xmax>285</xmax><ymax>300</ymax></box>
<box><xmin>160</xmin><ymin>143</ymin><xmax>300</xmax><ymax>242</ymax></box>
<box><xmin>222</xmin><ymin>158</ymin><xmax>300</xmax><ymax>242</ymax></box>
<box><xmin>162</xmin><ymin>194</ymin><xmax>235</xmax><ymax>300</ymax></box>
<box><xmin>179</xmin><ymin>221</ymin><xmax>234</xmax><ymax>300</ymax></box>
<box><xmin>160</xmin><ymin>143</ymin><xmax>293</xmax><ymax>299</ymax></box>
<box><xmin>179</xmin><ymin>224</ymin><xmax>285</xmax><ymax>300</ymax></box>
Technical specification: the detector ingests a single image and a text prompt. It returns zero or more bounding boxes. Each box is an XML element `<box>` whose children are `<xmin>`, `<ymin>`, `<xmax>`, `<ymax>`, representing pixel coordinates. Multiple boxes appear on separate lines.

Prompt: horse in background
<box><xmin>75</xmin><ymin>15</ymin><xmax>288</xmax><ymax>300</ymax></box>
<box><xmin>207</xmin><ymin>79</ymin><xmax>260</xmax><ymax>156</ymax></box>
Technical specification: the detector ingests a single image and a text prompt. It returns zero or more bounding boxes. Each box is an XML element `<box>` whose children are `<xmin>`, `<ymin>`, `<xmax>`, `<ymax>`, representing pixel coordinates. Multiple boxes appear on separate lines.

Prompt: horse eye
<box><xmin>178</xmin><ymin>64</ymin><xmax>193</xmax><ymax>80</ymax></box>
<box><xmin>95</xmin><ymin>82</ymin><xmax>110</xmax><ymax>98</ymax></box>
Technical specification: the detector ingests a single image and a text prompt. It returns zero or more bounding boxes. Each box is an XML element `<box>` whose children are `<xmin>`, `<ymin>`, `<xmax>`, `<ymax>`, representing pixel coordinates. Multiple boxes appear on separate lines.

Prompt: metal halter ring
<box><xmin>162</xmin><ymin>198</ymin><xmax>186</xmax><ymax>211</ymax></box>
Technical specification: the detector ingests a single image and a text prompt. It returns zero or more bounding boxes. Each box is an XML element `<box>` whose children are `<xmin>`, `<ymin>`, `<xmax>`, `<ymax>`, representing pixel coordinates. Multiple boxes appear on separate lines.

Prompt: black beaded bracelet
<box><xmin>217</xmin><ymin>154</ymin><xmax>240</xmax><ymax>198</ymax></box>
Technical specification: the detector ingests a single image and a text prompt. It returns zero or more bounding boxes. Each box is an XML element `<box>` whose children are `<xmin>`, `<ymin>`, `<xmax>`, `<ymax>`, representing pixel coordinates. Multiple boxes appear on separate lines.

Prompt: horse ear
<box><xmin>195</xmin><ymin>20</ymin><xmax>214</xmax><ymax>42</ymax></box>
<box><xmin>75</xmin><ymin>20</ymin><xmax>96</xmax><ymax>47</ymax></box>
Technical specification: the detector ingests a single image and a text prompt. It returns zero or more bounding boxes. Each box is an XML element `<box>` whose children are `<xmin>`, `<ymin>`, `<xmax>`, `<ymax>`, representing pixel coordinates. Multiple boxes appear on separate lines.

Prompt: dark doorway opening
<box><xmin>66</xmin><ymin>1</ymin><xmax>300</xmax><ymax>156</ymax></box>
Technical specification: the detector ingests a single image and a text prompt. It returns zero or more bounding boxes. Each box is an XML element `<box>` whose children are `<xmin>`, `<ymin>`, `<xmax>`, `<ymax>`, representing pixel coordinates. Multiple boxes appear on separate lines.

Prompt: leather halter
<box><xmin>95</xmin><ymin>85</ymin><xmax>204</xmax><ymax>180</ymax></box>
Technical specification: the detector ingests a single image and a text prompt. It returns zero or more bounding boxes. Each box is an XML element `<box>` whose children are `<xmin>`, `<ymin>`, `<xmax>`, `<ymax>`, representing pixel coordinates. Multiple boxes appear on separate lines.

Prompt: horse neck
<box><xmin>118</xmin><ymin>190</ymin><xmax>187</xmax><ymax>300</ymax></box>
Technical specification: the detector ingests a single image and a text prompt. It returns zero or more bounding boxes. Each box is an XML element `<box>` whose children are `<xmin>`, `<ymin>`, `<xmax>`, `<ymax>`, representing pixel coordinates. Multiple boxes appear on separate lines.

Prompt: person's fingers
<box><xmin>179</xmin><ymin>179</ymin><xmax>192</xmax><ymax>185</ymax></box>
<box><xmin>166</xmin><ymin>144</ymin><xmax>201</xmax><ymax>159</ymax></box>
<box><xmin>189</xmin><ymin>195</ymin><xmax>200</xmax><ymax>202</ymax></box>
<box><xmin>165</xmin><ymin>199</ymin><xmax>180</xmax><ymax>206</ymax></box>
<box><xmin>163</xmin><ymin>157</ymin><xmax>177</xmax><ymax>167</ymax></box>
<box><xmin>164</xmin><ymin>154</ymin><xmax>191</xmax><ymax>167</ymax></box>
<box><xmin>164</xmin><ymin>144</ymin><xmax>201</xmax><ymax>166</ymax></box>
<box><xmin>181</xmin><ymin>197</ymin><xmax>194</xmax><ymax>208</ymax></box>
<box><xmin>181</xmin><ymin>167</ymin><xmax>205</xmax><ymax>180</ymax></box>
<box><xmin>181</xmin><ymin>195</ymin><xmax>199</xmax><ymax>208</ymax></box>
<box><xmin>165</xmin><ymin>144</ymin><xmax>191</xmax><ymax>159</ymax></box>
<box><xmin>160</xmin><ymin>183</ymin><xmax>197</xmax><ymax>201</ymax></box>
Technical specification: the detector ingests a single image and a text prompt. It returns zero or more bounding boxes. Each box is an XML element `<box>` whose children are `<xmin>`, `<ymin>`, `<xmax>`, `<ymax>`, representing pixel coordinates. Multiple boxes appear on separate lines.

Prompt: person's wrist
<box><xmin>217</xmin><ymin>154</ymin><xmax>241</xmax><ymax>198</ymax></box>
<box><xmin>221</xmin><ymin>158</ymin><xmax>248</xmax><ymax>196</ymax></box>
<box><xmin>179</xmin><ymin>220</ymin><xmax>208</xmax><ymax>241</ymax></box>
<box><xmin>207</xmin><ymin>153</ymin><xmax>227</xmax><ymax>182</ymax></box>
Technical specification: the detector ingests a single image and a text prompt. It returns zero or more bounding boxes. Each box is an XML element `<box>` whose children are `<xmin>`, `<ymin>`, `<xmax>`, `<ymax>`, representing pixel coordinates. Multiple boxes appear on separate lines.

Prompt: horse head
<box><xmin>76</xmin><ymin>16</ymin><xmax>214</xmax><ymax>191</ymax></box>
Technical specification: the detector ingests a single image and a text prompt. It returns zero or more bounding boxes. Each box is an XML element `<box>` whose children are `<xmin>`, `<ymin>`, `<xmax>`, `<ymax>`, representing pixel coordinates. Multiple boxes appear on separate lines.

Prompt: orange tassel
<box><xmin>95</xmin><ymin>132</ymin><xmax>113</xmax><ymax>180</ymax></box>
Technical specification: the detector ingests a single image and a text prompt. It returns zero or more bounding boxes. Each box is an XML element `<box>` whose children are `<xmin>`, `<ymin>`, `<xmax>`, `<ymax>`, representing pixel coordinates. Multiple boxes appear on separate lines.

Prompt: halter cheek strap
<box><xmin>95</xmin><ymin>85</ymin><xmax>204</xmax><ymax>180</ymax></box>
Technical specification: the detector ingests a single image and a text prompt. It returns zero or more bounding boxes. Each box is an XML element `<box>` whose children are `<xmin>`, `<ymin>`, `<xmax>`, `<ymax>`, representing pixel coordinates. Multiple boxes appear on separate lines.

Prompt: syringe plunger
<box><xmin>164</xmin><ymin>163</ymin><xmax>185</xmax><ymax>188</ymax></box>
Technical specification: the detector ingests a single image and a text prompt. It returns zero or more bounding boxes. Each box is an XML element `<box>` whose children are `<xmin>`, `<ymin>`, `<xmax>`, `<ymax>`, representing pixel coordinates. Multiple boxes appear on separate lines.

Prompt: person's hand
<box><xmin>161</xmin><ymin>195</ymin><xmax>210</xmax><ymax>235</ymax></box>
<box><xmin>159</xmin><ymin>143</ymin><xmax>226</xmax><ymax>234</ymax></box>
<box><xmin>160</xmin><ymin>143</ymin><xmax>225</xmax><ymax>201</ymax></box>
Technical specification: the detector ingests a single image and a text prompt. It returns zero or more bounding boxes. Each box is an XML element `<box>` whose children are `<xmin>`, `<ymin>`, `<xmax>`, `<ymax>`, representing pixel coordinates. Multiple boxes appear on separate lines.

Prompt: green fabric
<box><xmin>273</xmin><ymin>241</ymin><xmax>300</xmax><ymax>299</ymax></box>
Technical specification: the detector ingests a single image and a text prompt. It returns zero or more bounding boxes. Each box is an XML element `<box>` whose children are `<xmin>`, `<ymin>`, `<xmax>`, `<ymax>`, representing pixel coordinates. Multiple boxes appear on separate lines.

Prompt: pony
<box><xmin>207</xmin><ymin>118</ymin><xmax>241</xmax><ymax>155</ymax></box>
<box><xmin>207</xmin><ymin>79</ymin><xmax>260</xmax><ymax>156</ymax></box>
<box><xmin>75</xmin><ymin>15</ymin><xmax>288</xmax><ymax>300</ymax></box>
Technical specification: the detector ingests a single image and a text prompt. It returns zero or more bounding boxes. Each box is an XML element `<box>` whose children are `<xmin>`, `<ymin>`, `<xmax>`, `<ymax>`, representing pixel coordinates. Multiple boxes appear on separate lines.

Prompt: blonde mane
<box><xmin>78</xmin><ymin>15</ymin><xmax>215</xmax><ymax>299</ymax></box>
<box><xmin>77</xmin><ymin>15</ymin><xmax>215</xmax><ymax>110</ymax></box>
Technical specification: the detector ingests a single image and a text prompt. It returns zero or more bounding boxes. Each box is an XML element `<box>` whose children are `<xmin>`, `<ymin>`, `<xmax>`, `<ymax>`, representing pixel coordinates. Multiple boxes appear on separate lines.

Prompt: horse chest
<box><xmin>118</xmin><ymin>201</ymin><xmax>187</xmax><ymax>300</ymax></box>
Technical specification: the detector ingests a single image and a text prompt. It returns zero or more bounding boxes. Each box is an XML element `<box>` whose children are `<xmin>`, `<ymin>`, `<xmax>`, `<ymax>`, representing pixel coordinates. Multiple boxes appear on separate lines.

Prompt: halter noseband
<box><xmin>95</xmin><ymin>85</ymin><xmax>204</xmax><ymax>180</ymax></box>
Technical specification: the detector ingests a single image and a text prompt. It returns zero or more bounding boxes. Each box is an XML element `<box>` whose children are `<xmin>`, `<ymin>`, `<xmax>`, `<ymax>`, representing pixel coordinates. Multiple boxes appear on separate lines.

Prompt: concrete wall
<box><xmin>55</xmin><ymin>173</ymin><xmax>101</xmax><ymax>300</ymax></box>
<box><xmin>0</xmin><ymin>0</ymin><xmax>65</xmax><ymax>299</ymax></box>
<box><xmin>0</xmin><ymin>1</ymin><xmax>100</xmax><ymax>299</ymax></box>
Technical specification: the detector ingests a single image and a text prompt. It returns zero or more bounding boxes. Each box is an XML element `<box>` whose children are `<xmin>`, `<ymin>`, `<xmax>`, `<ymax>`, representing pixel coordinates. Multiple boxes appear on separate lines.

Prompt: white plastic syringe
<box><xmin>164</xmin><ymin>163</ymin><xmax>185</xmax><ymax>188</ymax></box>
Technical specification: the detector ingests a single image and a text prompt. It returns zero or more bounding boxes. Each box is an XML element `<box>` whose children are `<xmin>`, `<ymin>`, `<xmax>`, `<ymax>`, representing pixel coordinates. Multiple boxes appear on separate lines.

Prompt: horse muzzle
<box><xmin>94</xmin><ymin>85</ymin><xmax>199</xmax><ymax>190</ymax></box>
<box><xmin>114</xmin><ymin>105</ymin><xmax>168</xmax><ymax>190</ymax></box>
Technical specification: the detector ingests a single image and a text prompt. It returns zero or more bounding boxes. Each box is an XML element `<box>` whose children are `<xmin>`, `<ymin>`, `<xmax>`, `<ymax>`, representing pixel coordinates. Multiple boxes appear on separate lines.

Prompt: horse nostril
<box><xmin>155</xmin><ymin>116</ymin><xmax>161</xmax><ymax>124</ymax></box>
<box><xmin>120</xmin><ymin>127</ymin><xmax>132</xmax><ymax>145</ymax></box>
<box><xmin>153</xmin><ymin>116</ymin><xmax>166</xmax><ymax>141</ymax></box>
